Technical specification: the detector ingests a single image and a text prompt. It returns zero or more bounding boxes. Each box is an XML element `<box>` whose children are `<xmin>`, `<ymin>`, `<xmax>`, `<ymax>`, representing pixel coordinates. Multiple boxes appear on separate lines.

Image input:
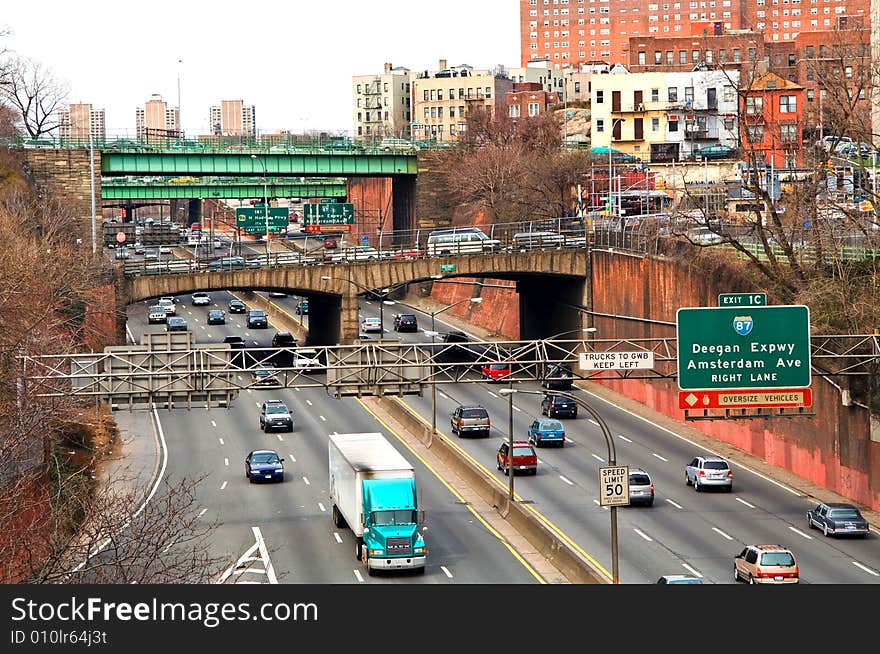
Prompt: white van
<box><xmin>426</xmin><ymin>228</ymin><xmax>501</xmax><ymax>256</ymax></box>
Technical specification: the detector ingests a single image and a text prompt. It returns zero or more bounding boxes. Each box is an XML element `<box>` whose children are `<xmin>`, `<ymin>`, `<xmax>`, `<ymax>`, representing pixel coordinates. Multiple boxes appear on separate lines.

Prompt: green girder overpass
<box><xmin>100</xmin><ymin>151</ymin><xmax>418</xmax><ymax>177</ymax></box>
<box><xmin>101</xmin><ymin>177</ymin><xmax>349</xmax><ymax>200</ymax></box>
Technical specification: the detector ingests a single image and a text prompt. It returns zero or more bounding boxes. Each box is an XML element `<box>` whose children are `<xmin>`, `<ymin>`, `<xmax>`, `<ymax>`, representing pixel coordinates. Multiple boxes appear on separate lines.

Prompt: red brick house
<box><xmin>740</xmin><ymin>72</ymin><xmax>805</xmax><ymax>169</ymax></box>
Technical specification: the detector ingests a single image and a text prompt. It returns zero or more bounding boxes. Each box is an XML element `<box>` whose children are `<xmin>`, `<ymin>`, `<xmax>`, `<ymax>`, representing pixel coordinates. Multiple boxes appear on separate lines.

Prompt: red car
<box><xmin>389</xmin><ymin>248</ymin><xmax>423</xmax><ymax>260</ymax></box>
<box><xmin>496</xmin><ymin>441</ymin><xmax>538</xmax><ymax>476</ymax></box>
<box><xmin>482</xmin><ymin>362</ymin><xmax>511</xmax><ymax>382</ymax></box>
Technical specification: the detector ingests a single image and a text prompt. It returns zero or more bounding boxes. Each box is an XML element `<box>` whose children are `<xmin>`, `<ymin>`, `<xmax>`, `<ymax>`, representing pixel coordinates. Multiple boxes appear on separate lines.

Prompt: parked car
<box><xmin>360</xmin><ymin>316</ymin><xmax>382</xmax><ymax>333</ymax></box>
<box><xmin>450</xmin><ymin>405</ymin><xmax>491</xmax><ymax>438</ymax></box>
<box><xmin>191</xmin><ymin>292</ymin><xmax>211</xmax><ymax>306</ymax></box>
<box><xmin>247</xmin><ymin>309</ymin><xmax>269</xmax><ymax>329</ymax></box>
<box><xmin>628</xmin><ymin>468</ymin><xmax>655</xmax><ymax>506</ymax></box>
<box><xmin>227</xmin><ymin>299</ymin><xmax>247</xmax><ymax>314</ymax></box>
<box><xmin>496</xmin><ymin>440</ymin><xmax>538</xmax><ymax>476</ymax></box>
<box><xmin>815</xmin><ymin>135</ymin><xmax>853</xmax><ymax>153</ymax></box>
<box><xmin>295</xmin><ymin>299</ymin><xmax>309</xmax><ymax>315</ymax></box>
<box><xmin>208</xmin><ymin>256</ymin><xmax>246</xmax><ymax>271</ymax></box>
<box><xmin>806</xmin><ymin>502</ymin><xmax>870</xmax><ymax>537</ymax></box>
<box><xmin>245</xmin><ymin>450</ymin><xmax>285</xmax><ymax>483</ymax></box>
<box><xmin>656</xmin><ymin>575</ymin><xmax>703</xmax><ymax>584</ymax></box>
<box><xmin>114</xmin><ymin>247</ymin><xmax>131</xmax><ymax>260</ymax></box>
<box><xmin>692</xmin><ymin>144</ymin><xmax>736</xmax><ymax>160</ymax></box>
<box><xmin>393</xmin><ymin>313</ymin><xmax>418</xmax><ymax>333</ymax></box>
<box><xmin>733</xmin><ymin>544</ymin><xmax>799</xmax><ymax>584</ymax></box>
<box><xmin>528</xmin><ymin>418</ymin><xmax>566</xmax><ymax>448</ymax></box>
<box><xmin>541</xmin><ymin>394</ymin><xmax>578</xmax><ymax>419</ymax></box>
<box><xmin>686</xmin><ymin>227</ymin><xmax>724</xmax><ymax>245</ymax></box>
<box><xmin>542</xmin><ymin>364</ymin><xmax>574</xmax><ymax>390</ymax></box>
<box><xmin>206</xmin><ymin>309</ymin><xmax>226</xmax><ymax>325</ymax></box>
<box><xmin>133</xmin><ymin>244</ymin><xmax>146</xmax><ymax>255</ymax></box>
<box><xmin>148</xmin><ymin>305</ymin><xmax>167</xmax><ymax>324</ymax></box>
<box><xmin>510</xmin><ymin>231</ymin><xmax>566</xmax><ymax>250</ymax></box>
<box><xmin>685</xmin><ymin>455</ymin><xmax>733</xmax><ymax>492</ymax></box>
<box><xmin>143</xmin><ymin>247</ymin><xmax>158</xmax><ymax>260</ymax></box>
<box><xmin>329</xmin><ymin>246</ymin><xmax>381</xmax><ymax>262</ymax></box>
<box><xmin>259</xmin><ymin>400</ymin><xmax>293</xmax><ymax>433</ymax></box>
<box><xmin>481</xmin><ymin>362</ymin><xmax>511</xmax><ymax>383</ymax></box>
<box><xmin>158</xmin><ymin>245</ymin><xmax>172</xmax><ymax>255</ymax></box>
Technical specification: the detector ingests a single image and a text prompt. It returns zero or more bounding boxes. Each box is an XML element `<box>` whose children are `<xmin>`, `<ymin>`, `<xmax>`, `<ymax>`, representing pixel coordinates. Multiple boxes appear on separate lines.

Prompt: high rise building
<box><xmin>57</xmin><ymin>103</ymin><xmax>105</xmax><ymax>141</ymax></box>
<box><xmin>352</xmin><ymin>63</ymin><xmax>412</xmax><ymax>140</ymax></box>
<box><xmin>520</xmin><ymin>0</ymin><xmax>868</xmax><ymax>68</ymax></box>
<box><xmin>209</xmin><ymin>100</ymin><xmax>256</xmax><ymax>137</ymax></box>
<box><xmin>135</xmin><ymin>94</ymin><xmax>180</xmax><ymax>139</ymax></box>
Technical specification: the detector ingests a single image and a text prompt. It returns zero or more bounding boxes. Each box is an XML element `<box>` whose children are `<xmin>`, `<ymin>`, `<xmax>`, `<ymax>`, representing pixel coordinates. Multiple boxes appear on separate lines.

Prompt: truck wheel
<box><xmin>355</xmin><ymin>539</ymin><xmax>363</xmax><ymax>561</ymax></box>
<box><xmin>332</xmin><ymin>505</ymin><xmax>347</xmax><ymax>529</ymax></box>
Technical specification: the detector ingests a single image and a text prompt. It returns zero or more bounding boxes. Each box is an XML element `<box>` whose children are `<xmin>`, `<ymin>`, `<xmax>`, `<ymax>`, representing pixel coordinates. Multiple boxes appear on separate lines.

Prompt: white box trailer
<box><xmin>328</xmin><ymin>433</ymin><xmax>426</xmax><ymax>575</ymax></box>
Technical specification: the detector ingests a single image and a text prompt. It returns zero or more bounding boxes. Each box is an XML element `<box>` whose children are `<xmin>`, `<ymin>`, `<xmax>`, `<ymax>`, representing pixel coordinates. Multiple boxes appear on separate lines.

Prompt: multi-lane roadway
<box><xmin>125</xmin><ymin>289</ymin><xmax>880</xmax><ymax>584</ymax></box>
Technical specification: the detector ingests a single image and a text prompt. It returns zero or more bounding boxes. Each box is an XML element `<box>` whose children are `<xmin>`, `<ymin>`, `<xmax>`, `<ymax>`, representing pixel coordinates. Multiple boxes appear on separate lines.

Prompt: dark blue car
<box><xmin>528</xmin><ymin>418</ymin><xmax>566</xmax><ymax>448</ymax></box>
<box><xmin>245</xmin><ymin>450</ymin><xmax>285</xmax><ymax>483</ymax></box>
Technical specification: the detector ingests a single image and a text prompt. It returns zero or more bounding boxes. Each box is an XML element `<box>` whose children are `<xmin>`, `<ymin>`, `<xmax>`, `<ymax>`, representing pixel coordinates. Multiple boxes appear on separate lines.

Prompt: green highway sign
<box><xmin>235</xmin><ymin>207</ymin><xmax>290</xmax><ymax>228</ymax></box>
<box><xmin>439</xmin><ymin>264</ymin><xmax>457</xmax><ymax>273</ymax></box>
<box><xmin>676</xmin><ymin>305</ymin><xmax>811</xmax><ymax>391</ymax></box>
<box><xmin>304</xmin><ymin>202</ymin><xmax>355</xmax><ymax>223</ymax></box>
<box><xmin>718</xmin><ymin>293</ymin><xmax>767</xmax><ymax>307</ymax></box>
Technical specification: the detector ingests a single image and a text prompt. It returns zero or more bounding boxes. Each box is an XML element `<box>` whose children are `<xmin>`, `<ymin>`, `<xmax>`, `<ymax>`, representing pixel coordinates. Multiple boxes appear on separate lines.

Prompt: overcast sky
<box><xmin>2</xmin><ymin>1</ymin><xmax>520</xmax><ymax>137</ymax></box>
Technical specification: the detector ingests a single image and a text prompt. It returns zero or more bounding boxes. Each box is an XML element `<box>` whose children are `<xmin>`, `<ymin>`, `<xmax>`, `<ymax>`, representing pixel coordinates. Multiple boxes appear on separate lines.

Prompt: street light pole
<box><xmin>500</xmin><ymin>387</ymin><xmax>621</xmax><ymax>584</ymax></box>
<box><xmin>251</xmin><ymin>155</ymin><xmax>269</xmax><ymax>260</ymax></box>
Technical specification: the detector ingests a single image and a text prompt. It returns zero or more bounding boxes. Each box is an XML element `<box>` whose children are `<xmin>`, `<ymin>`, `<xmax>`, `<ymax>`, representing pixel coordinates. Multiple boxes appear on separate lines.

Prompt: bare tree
<box><xmin>0</xmin><ymin>56</ymin><xmax>67</xmax><ymax>138</ymax></box>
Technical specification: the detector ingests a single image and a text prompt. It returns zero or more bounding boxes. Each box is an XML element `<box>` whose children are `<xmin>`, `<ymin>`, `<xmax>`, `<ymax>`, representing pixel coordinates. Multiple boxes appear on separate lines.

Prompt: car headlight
<box><xmin>369</xmin><ymin>549</ymin><xmax>384</xmax><ymax>556</ymax></box>
<box><xmin>414</xmin><ymin>547</ymin><xmax>425</xmax><ymax>554</ymax></box>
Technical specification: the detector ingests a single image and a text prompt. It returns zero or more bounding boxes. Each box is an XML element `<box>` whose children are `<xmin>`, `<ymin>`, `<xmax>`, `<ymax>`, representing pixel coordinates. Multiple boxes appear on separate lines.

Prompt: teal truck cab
<box><xmin>329</xmin><ymin>433</ymin><xmax>427</xmax><ymax>575</ymax></box>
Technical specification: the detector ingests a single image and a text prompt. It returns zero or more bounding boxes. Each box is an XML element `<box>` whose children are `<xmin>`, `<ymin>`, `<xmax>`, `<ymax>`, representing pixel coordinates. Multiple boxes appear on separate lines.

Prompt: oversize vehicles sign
<box><xmin>599</xmin><ymin>466</ymin><xmax>629</xmax><ymax>507</ymax></box>
<box><xmin>676</xmin><ymin>305</ymin><xmax>811</xmax><ymax>391</ymax></box>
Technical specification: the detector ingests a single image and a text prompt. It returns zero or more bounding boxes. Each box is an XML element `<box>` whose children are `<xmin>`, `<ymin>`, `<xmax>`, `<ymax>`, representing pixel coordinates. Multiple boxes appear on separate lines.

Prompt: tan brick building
<box><xmin>352</xmin><ymin>63</ymin><xmax>413</xmax><ymax>140</ymax></box>
<box><xmin>209</xmin><ymin>100</ymin><xmax>256</xmax><ymax>137</ymax></box>
<box><xmin>58</xmin><ymin>103</ymin><xmax>105</xmax><ymax>141</ymax></box>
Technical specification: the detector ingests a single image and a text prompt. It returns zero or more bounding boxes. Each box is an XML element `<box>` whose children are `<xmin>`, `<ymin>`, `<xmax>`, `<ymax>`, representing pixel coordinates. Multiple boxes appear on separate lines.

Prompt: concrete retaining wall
<box><xmin>379</xmin><ymin>396</ymin><xmax>608</xmax><ymax>583</ymax></box>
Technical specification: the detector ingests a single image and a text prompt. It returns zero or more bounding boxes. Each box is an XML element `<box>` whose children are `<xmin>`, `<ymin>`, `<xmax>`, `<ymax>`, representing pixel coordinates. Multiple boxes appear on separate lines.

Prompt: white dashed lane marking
<box><xmin>220</xmin><ymin>481</ymin><xmax>228</xmax><ymax>491</ymax></box>
<box><xmin>441</xmin><ymin>566</ymin><xmax>453</xmax><ymax>578</ymax></box>
<box><xmin>559</xmin><ymin>476</ymin><xmax>574</xmax><ymax>486</ymax></box>
<box><xmin>735</xmin><ymin>498</ymin><xmax>756</xmax><ymax>509</ymax></box>
<box><xmin>712</xmin><ymin>527</ymin><xmax>733</xmax><ymax>540</ymax></box>
<box><xmin>334</xmin><ymin>533</ymin><xmax>343</xmax><ymax>544</ymax></box>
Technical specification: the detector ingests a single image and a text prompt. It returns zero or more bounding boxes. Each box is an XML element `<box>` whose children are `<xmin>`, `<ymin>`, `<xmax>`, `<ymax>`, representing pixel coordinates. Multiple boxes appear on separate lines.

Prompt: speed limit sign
<box><xmin>599</xmin><ymin>466</ymin><xmax>630</xmax><ymax>507</ymax></box>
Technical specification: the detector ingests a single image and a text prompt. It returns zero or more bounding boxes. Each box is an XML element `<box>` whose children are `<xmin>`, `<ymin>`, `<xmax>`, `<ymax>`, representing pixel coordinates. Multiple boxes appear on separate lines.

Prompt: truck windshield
<box><xmin>372</xmin><ymin>510</ymin><xmax>417</xmax><ymax>526</ymax></box>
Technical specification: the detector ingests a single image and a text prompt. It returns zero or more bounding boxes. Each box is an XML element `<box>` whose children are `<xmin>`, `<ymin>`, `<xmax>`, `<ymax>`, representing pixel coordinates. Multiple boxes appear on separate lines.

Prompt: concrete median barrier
<box><xmin>375</xmin><ymin>395</ymin><xmax>609</xmax><ymax>584</ymax></box>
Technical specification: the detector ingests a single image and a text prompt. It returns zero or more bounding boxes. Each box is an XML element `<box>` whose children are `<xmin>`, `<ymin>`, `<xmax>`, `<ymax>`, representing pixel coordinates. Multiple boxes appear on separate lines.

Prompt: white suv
<box><xmin>191</xmin><ymin>292</ymin><xmax>211</xmax><ymax>306</ymax></box>
<box><xmin>157</xmin><ymin>298</ymin><xmax>176</xmax><ymax>316</ymax></box>
<box><xmin>685</xmin><ymin>455</ymin><xmax>733</xmax><ymax>492</ymax></box>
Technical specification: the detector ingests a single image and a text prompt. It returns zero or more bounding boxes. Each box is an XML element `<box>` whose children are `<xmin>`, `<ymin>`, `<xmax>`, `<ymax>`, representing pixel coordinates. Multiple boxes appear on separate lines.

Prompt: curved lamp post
<box><xmin>499</xmin><ymin>387</ymin><xmax>621</xmax><ymax>584</ymax></box>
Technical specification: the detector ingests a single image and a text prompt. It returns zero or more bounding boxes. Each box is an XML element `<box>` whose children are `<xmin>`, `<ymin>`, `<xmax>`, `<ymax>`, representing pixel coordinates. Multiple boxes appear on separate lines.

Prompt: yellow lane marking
<box><xmin>396</xmin><ymin>396</ymin><xmax>613</xmax><ymax>581</ymax></box>
<box><xmin>355</xmin><ymin>397</ymin><xmax>546</xmax><ymax>584</ymax></box>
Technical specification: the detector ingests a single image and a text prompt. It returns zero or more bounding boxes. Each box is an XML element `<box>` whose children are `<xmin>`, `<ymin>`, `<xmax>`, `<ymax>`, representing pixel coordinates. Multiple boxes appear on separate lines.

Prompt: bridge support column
<box><xmin>340</xmin><ymin>290</ymin><xmax>360</xmax><ymax>344</ymax></box>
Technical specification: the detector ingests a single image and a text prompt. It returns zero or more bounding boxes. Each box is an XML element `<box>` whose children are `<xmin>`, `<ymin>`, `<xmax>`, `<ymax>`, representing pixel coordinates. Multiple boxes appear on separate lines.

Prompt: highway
<box><xmin>125</xmin><ymin>292</ymin><xmax>541</xmax><ymax>585</ymax></box>
<box><xmin>126</xmin><ymin>289</ymin><xmax>880</xmax><ymax>584</ymax></box>
<box><xmin>349</xmin><ymin>296</ymin><xmax>880</xmax><ymax>585</ymax></box>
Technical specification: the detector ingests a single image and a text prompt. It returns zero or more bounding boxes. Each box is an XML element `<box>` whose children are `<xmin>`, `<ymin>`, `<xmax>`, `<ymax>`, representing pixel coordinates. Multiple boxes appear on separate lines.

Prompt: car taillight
<box><xmin>727</xmin><ymin>471</ymin><xmax>734</xmax><ymax>478</ymax></box>
<box><xmin>650</xmin><ymin>484</ymin><xmax>655</xmax><ymax>492</ymax></box>
<box><xmin>699</xmin><ymin>470</ymin><xmax>706</xmax><ymax>477</ymax></box>
<box><xmin>487</xmin><ymin>419</ymin><xmax>491</xmax><ymax>427</ymax></box>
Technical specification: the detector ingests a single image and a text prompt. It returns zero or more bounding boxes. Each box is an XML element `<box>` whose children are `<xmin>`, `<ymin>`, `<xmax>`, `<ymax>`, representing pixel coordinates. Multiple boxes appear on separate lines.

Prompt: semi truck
<box><xmin>328</xmin><ymin>432</ymin><xmax>427</xmax><ymax>575</ymax></box>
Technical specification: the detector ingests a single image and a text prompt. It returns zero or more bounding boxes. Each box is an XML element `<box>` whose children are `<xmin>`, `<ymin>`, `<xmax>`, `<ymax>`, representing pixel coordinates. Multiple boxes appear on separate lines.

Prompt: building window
<box><xmin>438</xmin><ymin>89</ymin><xmax>444</xmax><ymax>101</ymax></box>
<box><xmin>723</xmin><ymin>117</ymin><xmax>735</xmax><ymax>130</ymax></box>
<box><xmin>723</xmin><ymin>85</ymin><xmax>735</xmax><ymax>102</ymax></box>
<box><xmin>510</xmin><ymin>105</ymin><xmax>521</xmax><ymax>118</ymax></box>
<box><xmin>668</xmin><ymin>86</ymin><xmax>678</xmax><ymax>102</ymax></box>
<box><xmin>596</xmin><ymin>119</ymin><xmax>605</xmax><ymax>132</ymax></box>
<box><xmin>733</xmin><ymin>48</ymin><xmax>741</xmax><ymax>61</ymax></box>
<box><xmin>652</xmin><ymin>116</ymin><xmax>660</xmax><ymax>130</ymax></box>
<box><xmin>655</xmin><ymin>50</ymin><xmax>662</xmax><ymax>64</ymax></box>
<box><xmin>684</xmin><ymin>86</ymin><xmax>694</xmax><ymax>103</ymax></box>
<box><xmin>638</xmin><ymin>51</ymin><xmax>646</xmax><ymax>65</ymax></box>
<box><xmin>745</xmin><ymin>96</ymin><xmax>763</xmax><ymax>114</ymax></box>
<box><xmin>806</xmin><ymin>89</ymin><xmax>814</xmax><ymax>102</ymax></box>
<box><xmin>779</xmin><ymin>123</ymin><xmax>797</xmax><ymax>142</ymax></box>
<box><xmin>666</xmin><ymin>50</ymin><xmax>674</xmax><ymax>65</ymax></box>
<box><xmin>679</xmin><ymin>50</ymin><xmax>687</xmax><ymax>64</ymax></box>
<box><xmin>596</xmin><ymin>90</ymin><xmax>604</xmax><ymax>103</ymax></box>
<box><xmin>528</xmin><ymin>102</ymin><xmax>541</xmax><ymax>116</ymax></box>
<box><xmin>669</xmin><ymin>120</ymin><xmax>679</xmax><ymax>132</ymax></box>
<box><xmin>779</xmin><ymin>95</ymin><xmax>797</xmax><ymax>112</ymax></box>
<box><xmin>357</xmin><ymin>84</ymin><xmax>362</xmax><ymax>94</ymax></box>
<box><xmin>423</xmin><ymin>90</ymin><xmax>429</xmax><ymax>101</ymax></box>
<box><xmin>746</xmin><ymin>125</ymin><xmax>764</xmax><ymax>142</ymax></box>
<box><xmin>651</xmin><ymin>88</ymin><xmax>659</xmax><ymax>102</ymax></box>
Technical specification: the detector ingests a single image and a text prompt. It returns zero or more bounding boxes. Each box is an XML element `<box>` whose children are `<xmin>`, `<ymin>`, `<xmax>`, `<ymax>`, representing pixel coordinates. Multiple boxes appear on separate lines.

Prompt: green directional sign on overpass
<box><xmin>235</xmin><ymin>207</ymin><xmax>290</xmax><ymax>233</ymax></box>
<box><xmin>676</xmin><ymin>305</ymin><xmax>811</xmax><ymax>391</ymax></box>
<box><xmin>304</xmin><ymin>202</ymin><xmax>354</xmax><ymax>221</ymax></box>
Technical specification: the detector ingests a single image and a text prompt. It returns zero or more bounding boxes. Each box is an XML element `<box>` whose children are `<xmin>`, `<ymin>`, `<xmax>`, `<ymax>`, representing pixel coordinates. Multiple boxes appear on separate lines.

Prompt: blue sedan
<box><xmin>245</xmin><ymin>450</ymin><xmax>285</xmax><ymax>483</ymax></box>
<box><xmin>527</xmin><ymin>418</ymin><xmax>566</xmax><ymax>448</ymax></box>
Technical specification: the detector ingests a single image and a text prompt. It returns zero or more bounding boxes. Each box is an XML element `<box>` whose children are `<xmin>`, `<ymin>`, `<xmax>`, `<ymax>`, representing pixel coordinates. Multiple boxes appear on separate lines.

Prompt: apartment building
<box><xmin>740</xmin><ymin>72</ymin><xmax>805</xmax><ymax>168</ymax></box>
<box><xmin>502</xmin><ymin>58</ymin><xmax>566</xmax><ymax>99</ymax></box>
<box><xmin>507</xmin><ymin>82</ymin><xmax>559</xmax><ymax>119</ymax></box>
<box><xmin>209</xmin><ymin>100</ymin><xmax>256</xmax><ymax>137</ymax></box>
<box><xmin>57</xmin><ymin>103</ymin><xmax>105</xmax><ymax>141</ymax></box>
<box><xmin>520</xmin><ymin>0</ymin><xmax>868</xmax><ymax>68</ymax></box>
<box><xmin>411</xmin><ymin>60</ymin><xmax>513</xmax><ymax>142</ymax></box>
<box><xmin>135</xmin><ymin>94</ymin><xmax>179</xmax><ymax>139</ymax></box>
<box><xmin>591</xmin><ymin>68</ymin><xmax>740</xmax><ymax>162</ymax></box>
<box><xmin>352</xmin><ymin>63</ymin><xmax>412</xmax><ymax>140</ymax></box>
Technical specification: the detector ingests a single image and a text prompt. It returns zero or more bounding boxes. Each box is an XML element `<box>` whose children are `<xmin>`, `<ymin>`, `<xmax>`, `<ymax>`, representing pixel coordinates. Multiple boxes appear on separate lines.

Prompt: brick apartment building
<box><xmin>740</xmin><ymin>72</ymin><xmax>805</xmax><ymax>168</ymax></box>
<box><xmin>519</xmin><ymin>0</ymin><xmax>868</xmax><ymax>68</ymax></box>
<box><xmin>506</xmin><ymin>82</ymin><xmax>559</xmax><ymax>119</ymax></box>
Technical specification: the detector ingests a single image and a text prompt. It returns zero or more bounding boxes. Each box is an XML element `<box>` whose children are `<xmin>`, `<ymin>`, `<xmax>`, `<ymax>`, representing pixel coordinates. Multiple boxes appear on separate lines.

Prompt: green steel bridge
<box><xmin>101</xmin><ymin>176</ymin><xmax>349</xmax><ymax>200</ymax></box>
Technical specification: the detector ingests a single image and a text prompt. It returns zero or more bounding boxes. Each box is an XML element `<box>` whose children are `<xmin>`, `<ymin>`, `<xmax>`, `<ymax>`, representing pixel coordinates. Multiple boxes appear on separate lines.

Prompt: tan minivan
<box><xmin>734</xmin><ymin>544</ymin><xmax>799</xmax><ymax>584</ymax></box>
